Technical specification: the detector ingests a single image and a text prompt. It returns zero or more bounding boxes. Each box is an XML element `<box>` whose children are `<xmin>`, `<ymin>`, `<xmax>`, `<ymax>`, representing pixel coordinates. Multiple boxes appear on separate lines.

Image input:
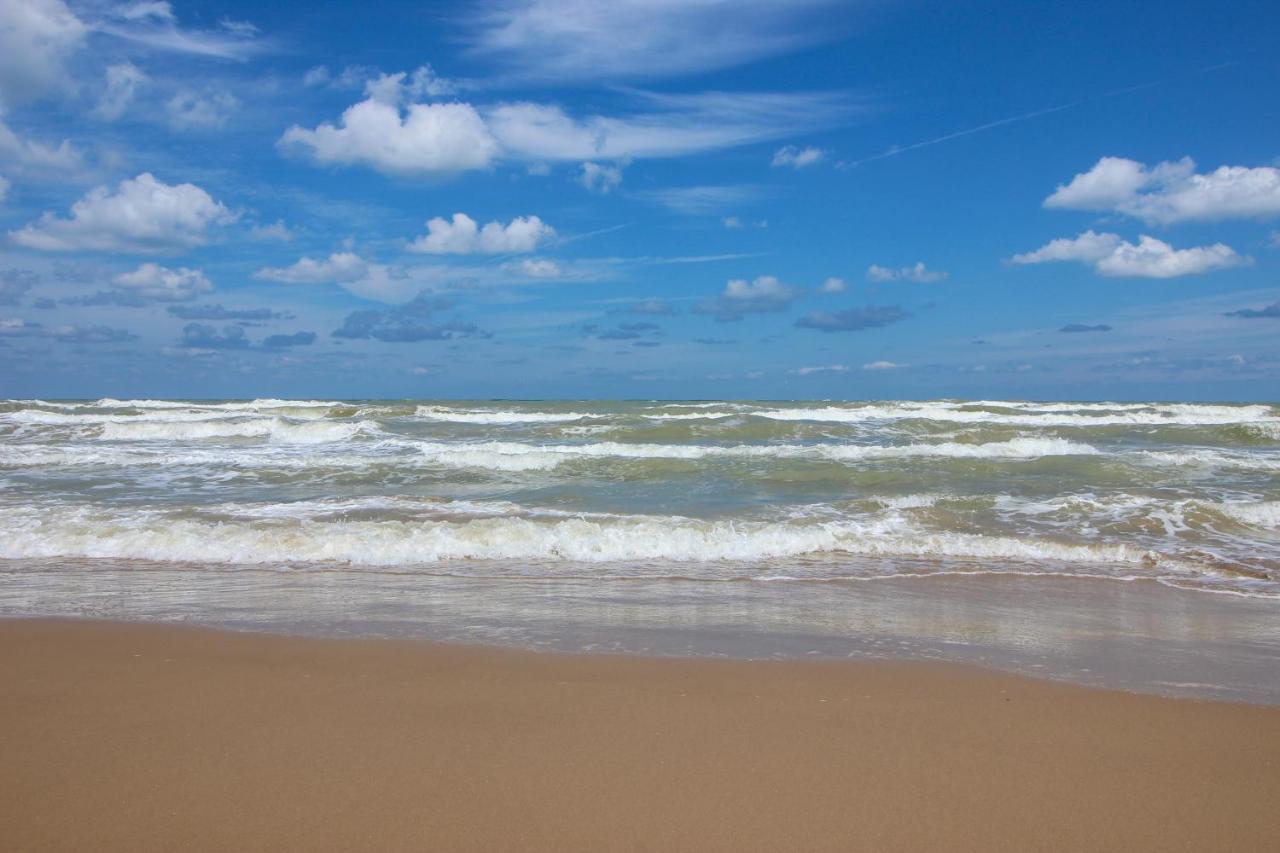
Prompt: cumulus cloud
<box><xmin>1044</xmin><ymin>156</ymin><xmax>1280</xmax><ymax>224</ymax></box>
<box><xmin>166</xmin><ymin>89</ymin><xmax>238</xmax><ymax>131</ymax></box>
<box><xmin>408</xmin><ymin>213</ymin><xmax>554</xmax><ymax>254</ymax></box>
<box><xmin>93</xmin><ymin>62</ymin><xmax>146</xmax><ymax>120</ymax></box>
<box><xmin>862</xmin><ymin>360</ymin><xmax>904</xmax><ymax>370</ymax></box>
<box><xmin>9</xmin><ymin>173</ymin><xmax>233</xmax><ymax>252</ymax></box>
<box><xmin>253</xmin><ymin>252</ymin><xmax>370</xmax><ymax>285</ymax></box>
<box><xmin>283</xmin><ymin>76</ymin><xmax>853</xmax><ymax>178</ymax></box>
<box><xmin>695</xmin><ymin>275</ymin><xmax>799</xmax><ymax>321</ymax></box>
<box><xmin>579</xmin><ymin>161</ymin><xmax>622</xmax><ymax>194</ymax></box>
<box><xmin>1059</xmin><ymin>323</ymin><xmax>1112</xmax><ymax>333</ymax></box>
<box><xmin>331</xmin><ymin>292</ymin><xmax>486</xmax><ymax>342</ymax></box>
<box><xmin>111</xmin><ymin>263</ymin><xmax>212</xmax><ymax>301</ymax></box>
<box><xmin>279</xmin><ymin>94</ymin><xmax>499</xmax><ymax>177</ymax></box>
<box><xmin>793</xmin><ymin>305</ymin><xmax>911</xmax><ymax>333</ymax></box>
<box><xmin>819</xmin><ymin>276</ymin><xmax>847</xmax><ymax>293</ymax></box>
<box><xmin>1010</xmin><ymin>230</ymin><xmax>1251</xmax><ymax>278</ymax></box>
<box><xmin>865</xmin><ymin>262</ymin><xmax>948</xmax><ymax>283</ymax></box>
<box><xmin>0</xmin><ymin>0</ymin><xmax>86</xmax><ymax>106</ymax></box>
<box><xmin>1224</xmin><ymin>301</ymin><xmax>1280</xmax><ymax>319</ymax></box>
<box><xmin>180</xmin><ymin>322</ymin><xmax>248</xmax><ymax>349</ymax></box>
<box><xmin>771</xmin><ymin>145</ymin><xmax>824</xmax><ymax>168</ymax></box>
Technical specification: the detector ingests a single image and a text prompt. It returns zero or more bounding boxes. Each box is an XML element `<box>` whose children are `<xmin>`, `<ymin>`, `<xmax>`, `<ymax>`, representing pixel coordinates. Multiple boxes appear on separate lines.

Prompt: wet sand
<box><xmin>2</xmin><ymin>620</ymin><xmax>1278</xmax><ymax>852</ymax></box>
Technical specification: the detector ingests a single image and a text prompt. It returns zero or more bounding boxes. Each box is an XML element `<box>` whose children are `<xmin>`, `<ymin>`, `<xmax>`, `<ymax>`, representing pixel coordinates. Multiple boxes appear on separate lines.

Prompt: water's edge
<box><xmin>4</xmin><ymin>567</ymin><xmax>1276</xmax><ymax>704</ymax></box>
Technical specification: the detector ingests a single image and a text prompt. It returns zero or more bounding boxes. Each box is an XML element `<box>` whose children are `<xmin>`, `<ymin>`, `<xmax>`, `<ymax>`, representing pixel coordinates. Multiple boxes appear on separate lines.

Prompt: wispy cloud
<box><xmin>640</xmin><ymin>185</ymin><xmax>769</xmax><ymax>215</ymax></box>
<box><xmin>462</xmin><ymin>0</ymin><xmax>851</xmax><ymax>83</ymax></box>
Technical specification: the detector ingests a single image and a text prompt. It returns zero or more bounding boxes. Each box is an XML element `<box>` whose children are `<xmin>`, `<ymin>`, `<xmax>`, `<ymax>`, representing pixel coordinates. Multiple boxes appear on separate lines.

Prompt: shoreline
<box><xmin>3</xmin><ymin>619</ymin><xmax>1279</xmax><ymax>852</ymax></box>
<box><xmin>5</xmin><ymin>567</ymin><xmax>1277</xmax><ymax>703</ymax></box>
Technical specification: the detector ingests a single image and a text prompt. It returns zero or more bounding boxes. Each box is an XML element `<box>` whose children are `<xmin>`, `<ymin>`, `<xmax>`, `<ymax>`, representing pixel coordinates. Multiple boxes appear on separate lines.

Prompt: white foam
<box><xmin>1140</xmin><ymin>449</ymin><xmax>1280</xmax><ymax>471</ymax></box>
<box><xmin>94</xmin><ymin>398</ymin><xmax>343</xmax><ymax>410</ymax></box>
<box><xmin>0</xmin><ymin>503</ymin><xmax>1189</xmax><ymax>570</ymax></box>
<box><xmin>411</xmin><ymin>436</ymin><xmax>1100</xmax><ymax>469</ymax></box>
<box><xmin>413</xmin><ymin>406</ymin><xmax>595</xmax><ymax>424</ymax></box>
<box><xmin>748</xmin><ymin>402</ymin><xmax>1276</xmax><ymax>427</ymax></box>
<box><xmin>1217</xmin><ymin>501</ymin><xmax>1280</xmax><ymax>530</ymax></box>
<box><xmin>99</xmin><ymin>418</ymin><xmax>366</xmax><ymax>444</ymax></box>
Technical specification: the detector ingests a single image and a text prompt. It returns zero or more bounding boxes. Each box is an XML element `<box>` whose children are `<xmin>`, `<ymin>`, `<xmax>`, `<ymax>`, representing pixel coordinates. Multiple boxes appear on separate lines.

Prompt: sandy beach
<box><xmin>2</xmin><ymin>620</ymin><xmax>1278</xmax><ymax>852</ymax></box>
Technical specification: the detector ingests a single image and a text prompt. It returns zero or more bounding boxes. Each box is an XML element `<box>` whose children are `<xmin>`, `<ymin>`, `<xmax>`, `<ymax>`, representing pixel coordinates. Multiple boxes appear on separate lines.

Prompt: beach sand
<box><xmin>2</xmin><ymin>620</ymin><xmax>1278</xmax><ymax>852</ymax></box>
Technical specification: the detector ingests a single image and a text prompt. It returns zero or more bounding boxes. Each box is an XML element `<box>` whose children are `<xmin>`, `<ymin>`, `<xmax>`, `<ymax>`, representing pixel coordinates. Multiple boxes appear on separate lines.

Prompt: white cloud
<box><xmin>282</xmin><ymin>73</ymin><xmax>854</xmax><ymax>178</ymax></box>
<box><xmin>725</xmin><ymin>275</ymin><xmax>794</xmax><ymax>301</ymax></box>
<box><xmin>9</xmin><ymin>172</ymin><xmax>233</xmax><ymax>252</ymax></box>
<box><xmin>249</xmin><ymin>220</ymin><xmax>292</xmax><ymax>242</ymax></box>
<box><xmin>722</xmin><ymin>216</ymin><xmax>743</xmax><ymax>229</ymax></box>
<box><xmin>1011</xmin><ymin>230</ymin><xmax>1251</xmax><ymax>278</ymax></box>
<box><xmin>771</xmin><ymin>145</ymin><xmax>824</xmax><ymax>168</ymax></box>
<box><xmin>302</xmin><ymin>65</ymin><xmax>331</xmax><ymax>87</ymax></box>
<box><xmin>279</xmin><ymin>96</ymin><xmax>499</xmax><ymax>176</ymax></box>
<box><xmin>362</xmin><ymin>67</ymin><xmax>457</xmax><ymax>102</ymax></box>
<box><xmin>0</xmin><ymin>0</ymin><xmax>86</xmax><ymax>106</ymax></box>
<box><xmin>91</xmin><ymin>2</ymin><xmax>265</xmax><ymax>60</ymax></box>
<box><xmin>643</xmin><ymin>184</ymin><xmax>766</xmax><ymax>214</ymax></box>
<box><xmin>862</xmin><ymin>360</ymin><xmax>903</xmax><ymax>370</ymax></box>
<box><xmin>793</xmin><ymin>364</ymin><xmax>849</xmax><ymax>375</ymax></box>
<box><xmin>0</xmin><ymin>174</ymin><xmax>8</xmax><ymax>204</ymax></box>
<box><xmin>463</xmin><ymin>0</ymin><xmax>847</xmax><ymax>82</ymax></box>
<box><xmin>514</xmin><ymin>258</ymin><xmax>561</xmax><ymax>278</ymax></box>
<box><xmin>0</xmin><ymin>118</ymin><xmax>81</xmax><ymax>178</ymax></box>
<box><xmin>866</xmin><ymin>262</ymin><xmax>948</xmax><ymax>283</ymax></box>
<box><xmin>166</xmin><ymin>89</ymin><xmax>238</xmax><ymax>131</ymax></box>
<box><xmin>820</xmin><ymin>276</ymin><xmax>847</xmax><ymax>293</ymax></box>
<box><xmin>254</xmin><ymin>252</ymin><xmax>370</xmax><ymax>284</ymax></box>
<box><xmin>408</xmin><ymin>213</ymin><xmax>555</xmax><ymax>254</ymax></box>
<box><xmin>111</xmin><ymin>262</ymin><xmax>212</xmax><ymax>301</ymax></box>
<box><xmin>93</xmin><ymin>62</ymin><xmax>147</xmax><ymax>120</ymax></box>
<box><xmin>1045</xmin><ymin>156</ymin><xmax>1280</xmax><ymax>224</ymax></box>
<box><xmin>578</xmin><ymin>161</ymin><xmax>622</xmax><ymax>194</ymax></box>
<box><xmin>252</xmin><ymin>251</ymin><xmax>429</xmax><ymax>302</ymax></box>
<box><xmin>696</xmin><ymin>274</ymin><xmax>799</xmax><ymax>320</ymax></box>
<box><xmin>486</xmin><ymin>91</ymin><xmax>850</xmax><ymax>162</ymax></box>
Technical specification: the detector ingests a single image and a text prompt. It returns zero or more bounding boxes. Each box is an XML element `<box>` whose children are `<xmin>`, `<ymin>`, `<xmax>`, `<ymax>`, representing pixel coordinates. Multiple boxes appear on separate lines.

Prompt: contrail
<box><xmin>842</xmin><ymin>63</ymin><xmax>1233</xmax><ymax>168</ymax></box>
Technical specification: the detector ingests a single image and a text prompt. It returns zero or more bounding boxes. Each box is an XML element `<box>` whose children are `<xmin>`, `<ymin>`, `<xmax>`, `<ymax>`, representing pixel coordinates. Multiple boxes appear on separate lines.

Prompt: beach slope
<box><xmin>2</xmin><ymin>620</ymin><xmax>1278</xmax><ymax>852</ymax></box>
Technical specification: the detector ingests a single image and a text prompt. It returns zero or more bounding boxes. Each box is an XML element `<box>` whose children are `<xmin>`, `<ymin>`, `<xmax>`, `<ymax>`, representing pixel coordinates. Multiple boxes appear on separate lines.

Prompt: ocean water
<box><xmin>2</xmin><ymin>398</ymin><xmax>1278</xmax><ymax>700</ymax></box>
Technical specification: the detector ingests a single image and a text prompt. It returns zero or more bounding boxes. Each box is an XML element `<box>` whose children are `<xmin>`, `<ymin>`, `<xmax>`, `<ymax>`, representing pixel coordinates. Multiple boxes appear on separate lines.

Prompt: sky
<box><xmin>0</xmin><ymin>0</ymin><xmax>1278</xmax><ymax>401</ymax></box>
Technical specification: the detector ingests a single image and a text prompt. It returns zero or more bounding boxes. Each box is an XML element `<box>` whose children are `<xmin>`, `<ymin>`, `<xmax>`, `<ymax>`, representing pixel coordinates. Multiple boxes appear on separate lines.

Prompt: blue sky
<box><xmin>0</xmin><ymin>0</ymin><xmax>1277</xmax><ymax>400</ymax></box>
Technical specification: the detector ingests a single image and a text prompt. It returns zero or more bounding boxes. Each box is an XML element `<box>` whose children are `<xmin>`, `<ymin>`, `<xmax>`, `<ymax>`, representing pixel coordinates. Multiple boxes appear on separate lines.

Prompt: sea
<box><xmin>2</xmin><ymin>398</ymin><xmax>1278</xmax><ymax>701</ymax></box>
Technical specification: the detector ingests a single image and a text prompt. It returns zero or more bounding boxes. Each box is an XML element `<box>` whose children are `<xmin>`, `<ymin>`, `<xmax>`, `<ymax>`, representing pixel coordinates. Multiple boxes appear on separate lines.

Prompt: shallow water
<box><xmin>2</xmin><ymin>398</ymin><xmax>1278</xmax><ymax>699</ymax></box>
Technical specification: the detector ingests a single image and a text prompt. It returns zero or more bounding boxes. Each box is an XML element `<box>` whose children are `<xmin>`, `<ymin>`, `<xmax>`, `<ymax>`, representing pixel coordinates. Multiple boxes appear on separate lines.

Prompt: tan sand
<box><xmin>1</xmin><ymin>619</ymin><xmax>1278</xmax><ymax>852</ymax></box>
